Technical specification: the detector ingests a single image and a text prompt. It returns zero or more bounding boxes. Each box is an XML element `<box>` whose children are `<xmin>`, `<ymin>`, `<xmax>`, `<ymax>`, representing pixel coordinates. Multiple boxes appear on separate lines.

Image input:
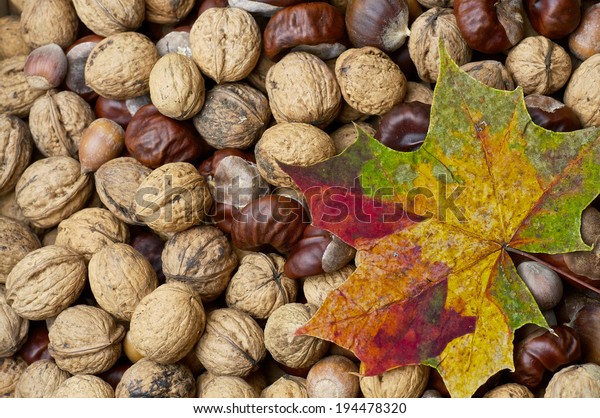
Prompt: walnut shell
<box><xmin>483</xmin><ymin>383</ymin><xmax>534</xmax><ymax>398</ymax></box>
<box><xmin>0</xmin><ymin>191</ymin><xmax>30</xmax><ymax>228</ymax></box>
<box><xmin>149</xmin><ymin>53</ymin><xmax>205</xmax><ymax>120</ymax></box>
<box><xmin>408</xmin><ymin>7</ymin><xmax>472</xmax><ymax>83</ymax></box>
<box><xmin>162</xmin><ymin>225</ymin><xmax>238</xmax><ymax>302</ymax></box>
<box><xmin>0</xmin><ymin>289</ymin><xmax>28</xmax><ymax>357</ymax></box>
<box><xmin>115</xmin><ymin>358</ymin><xmax>195</xmax><ymax>398</ymax></box>
<box><xmin>264</xmin><ymin>303</ymin><xmax>330</xmax><ymax>369</ymax></box>
<box><xmin>20</xmin><ymin>0</ymin><xmax>78</xmax><ymax>49</ymax></box>
<box><xmin>506</xmin><ymin>36</ymin><xmax>571</xmax><ymax>95</ymax></box>
<box><xmin>564</xmin><ymin>54</ymin><xmax>600</xmax><ymax>128</ymax></box>
<box><xmin>0</xmin><ymin>216</ymin><xmax>40</xmax><ymax>284</ymax></box>
<box><xmin>225</xmin><ymin>252</ymin><xmax>298</xmax><ymax>320</ymax></box>
<box><xmin>193</xmin><ymin>83</ymin><xmax>270</xmax><ymax>149</ymax></box>
<box><xmin>0</xmin><ymin>16</ymin><xmax>31</xmax><ymax>60</ymax></box>
<box><xmin>85</xmin><ymin>32</ymin><xmax>160</xmax><ymax>100</ymax></box>
<box><xmin>261</xmin><ymin>375</ymin><xmax>308</xmax><ymax>398</ymax></box>
<box><xmin>197</xmin><ymin>372</ymin><xmax>256</xmax><ymax>398</ymax></box>
<box><xmin>53</xmin><ymin>375</ymin><xmax>115</xmax><ymax>398</ymax></box>
<box><xmin>72</xmin><ymin>0</ymin><xmax>145</xmax><ymax>37</ymax></box>
<box><xmin>266</xmin><ymin>52</ymin><xmax>341</xmax><ymax>127</ymax></box>
<box><xmin>0</xmin><ymin>55</ymin><xmax>45</xmax><ymax>118</ymax></box>
<box><xmin>189</xmin><ymin>7</ymin><xmax>261</xmax><ymax>83</ymax></box>
<box><xmin>89</xmin><ymin>243</ymin><xmax>158</xmax><ymax>321</ymax></box>
<box><xmin>330</xmin><ymin>122</ymin><xmax>376</xmax><ymax>154</ymax></box>
<box><xmin>335</xmin><ymin>47</ymin><xmax>407</xmax><ymax>116</ymax></box>
<box><xmin>134</xmin><ymin>162</ymin><xmax>213</xmax><ymax>234</ymax></box>
<box><xmin>460</xmin><ymin>60</ymin><xmax>515</xmax><ymax>91</ymax></box>
<box><xmin>544</xmin><ymin>363</ymin><xmax>600</xmax><ymax>397</ymax></box>
<box><xmin>255</xmin><ymin>122</ymin><xmax>336</xmax><ymax>188</ymax></box>
<box><xmin>404</xmin><ymin>82</ymin><xmax>434</xmax><ymax>105</ymax></box>
<box><xmin>14</xmin><ymin>359</ymin><xmax>70</xmax><ymax>398</ymax></box>
<box><xmin>359</xmin><ymin>365</ymin><xmax>430</xmax><ymax>398</ymax></box>
<box><xmin>0</xmin><ymin>357</ymin><xmax>27</xmax><ymax>398</ymax></box>
<box><xmin>48</xmin><ymin>305</ymin><xmax>125</xmax><ymax>375</ymax></box>
<box><xmin>303</xmin><ymin>265</ymin><xmax>354</xmax><ymax>307</ymax></box>
<box><xmin>0</xmin><ymin>114</ymin><xmax>33</xmax><ymax>197</ymax></box>
<box><xmin>94</xmin><ymin>157</ymin><xmax>152</xmax><ymax>225</ymax></box>
<box><xmin>28</xmin><ymin>90</ymin><xmax>95</xmax><ymax>158</ymax></box>
<box><xmin>5</xmin><ymin>246</ymin><xmax>86</xmax><ymax>320</ymax></box>
<box><xmin>145</xmin><ymin>0</ymin><xmax>195</xmax><ymax>24</ymax></box>
<box><xmin>194</xmin><ymin>308</ymin><xmax>266</xmax><ymax>377</ymax></box>
<box><xmin>129</xmin><ymin>282</ymin><xmax>205</xmax><ymax>364</ymax></box>
<box><xmin>15</xmin><ymin>156</ymin><xmax>93</xmax><ymax>228</ymax></box>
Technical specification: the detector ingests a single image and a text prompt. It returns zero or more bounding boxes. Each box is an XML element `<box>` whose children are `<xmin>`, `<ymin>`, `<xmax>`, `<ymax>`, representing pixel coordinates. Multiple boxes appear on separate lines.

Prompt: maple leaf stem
<box><xmin>504</xmin><ymin>246</ymin><xmax>600</xmax><ymax>296</ymax></box>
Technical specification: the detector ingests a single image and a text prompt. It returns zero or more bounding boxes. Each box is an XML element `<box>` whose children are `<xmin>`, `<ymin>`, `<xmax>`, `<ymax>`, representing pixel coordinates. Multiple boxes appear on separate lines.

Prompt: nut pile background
<box><xmin>1</xmin><ymin>0</ymin><xmax>600</xmax><ymax>398</ymax></box>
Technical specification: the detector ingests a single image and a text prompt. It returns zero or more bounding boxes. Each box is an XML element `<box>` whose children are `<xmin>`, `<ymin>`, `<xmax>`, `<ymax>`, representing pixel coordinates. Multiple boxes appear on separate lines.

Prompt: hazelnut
<box><xmin>79</xmin><ymin>118</ymin><xmax>125</xmax><ymax>174</ymax></box>
<box><xmin>263</xmin><ymin>2</ymin><xmax>347</xmax><ymax>61</ymax></box>
<box><xmin>460</xmin><ymin>60</ymin><xmax>515</xmax><ymax>90</ymax></box>
<box><xmin>71</xmin><ymin>0</ymin><xmax>145</xmax><ymax>37</ymax></box>
<box><xmin>302</xmin><ymin>265</ymin><xmax>354</xmax><ymax>308</ymax></box>
<box><xmin>306</xmin><ymin>355</ymin><xmax>359</xmax><ymax>398</ymax></box>
<box><xmin>197</xmin><ymin>372</ymin><xmax>256</xmax><ymax>398</ymax></box>
<box><xmin>53</xmin><ymin>375</ymin><xmax>115</xmax><ymax>398</ymax></box>
<box><xmin>115</xmin><ymin>358</ymin><xmax>195</xmax><ymax>398</ymax></box>
<box><xmin>0</xmin><ymin>357</ymin><xmax>28</xmax><ymax>398</ymax></box>
<box><xmin>483</xmin><ymin>382</ymin><xmax>534</xmax><ymax>398</ymax></box>
<box><xmin>564</xmin><ymin>54</ymin><xmax>600</xmax><ymax>128</ymax></box>
<box><xmin>145</xmin><ymin>0</ymin><xmax>195</xmax><ymax>24</ymax></box>
<box><xmin>65</xmin><ymin>35</ymin><xmax>103</xmax><ymax>97</ymax></box>
<box><xmin>570</xmin><ymin>303</ymin><xmax>600</xmax><ymax>364</ymax></box>
<box><xmin>24</xmin><ymin>44</ymin><xmax>67</xmax><ymax>90</ymax></box>
<box><xmin>0</xmin><ymin>55</ymin><xmax>45</xmax><ymax>118</ymax></box>
<box><xmin>525</xmin><ymin>94</ymin><xmax>582</xmax><ymax>132</ymax></box>
<box><xmin>359</xmin><ymin>365</ymin><xmax>430</xmax><ymax>398</ymax></box>
<box><xmin>544</xmin><ymin>363</ymin><xmax>600</xmax><ymax>397</ymax></box>
<box><xmin>454</xmin><ymin>0</ymin><xmax>525</xmax><ymax>54</ymax></box>
<box><xmin>375</xmin><ymin>101</ymin><xmax>431</xmax><ymax>152</ymax></box>
<box><xmin>20</xmin><ymin>0</ymin><xmax>78</xmax><ymax>49</ymax></box>
<box><xmin>568</xmin><ymin>4</ymin><xmax>600</xmax><ymax>60</ymax></box>
<box><xmin>14</xmin><ymin>359</ymin><xmax>70</xmax><ymax>398</ymax></box>
<box><xmin>190</xmin><ymin>7</ymin><xmax>261</xmax><ymax>83</ymax></box>
<box><xmin>156</xmin><ymin>28</ymin><xmax>192</xmax><ymax>58</ymax></box>
<box><xmin>0</xmin><ymin>216</ymin><xmax>40</xmax><ymax>285</ymax></box>
<box><xmin>0</xmin><ymin>16</ymin><xmax>31</xmax><ymax>60</ymax></box>
<box><xmin>516</xmin><ymin>261</ymin><xmax>563</xmax><ymax>310</ymax></box>
<box><xmin>0</xmin><ymin>114</ymin><xmax>33</xmax><ymax>197</ymax></box>
<box><xmin>345</xmin><ymin>0</ymin><xmax>411</xmax><ymax>53</ymax></box>
<box><xmin>330</xmin><ymin>122</ymin><xmax>376</xmax><ymax>154</ymax></box>
<box><xmin>524</xmin><ymin>0</ymin><xmax>581</xmax><ymax>39</ymax></box>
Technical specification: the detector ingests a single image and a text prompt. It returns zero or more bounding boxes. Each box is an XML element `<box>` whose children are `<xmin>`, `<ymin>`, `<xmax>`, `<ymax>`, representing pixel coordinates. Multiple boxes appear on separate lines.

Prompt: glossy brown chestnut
<box><xmin>95</xmin><ymin>97</ymin><xmax>134</xmax><ymax>129</ymax></box>
<box><xmin>125</xmin><ymin>104</ymin><xmax>212</xmax><ymax>168</ymax></box>
<box><xmin>525</xmin><ymin>94</ymin><xmax>582</xmax><ymax>132</ymax></box>
<box><xmin>198</xmin><ymin>148</ymin><xmax>255</xmax><ymax>177</ymax></box>
<box><xmin>571</xmin><ymin>302</ymin><xmax>600</xmax><ymax>364</ymax></box>
<box><xmin>129</xmin><ymin>226</ymin><xmax>166</xmax><ymax>283</ymax></box>
<box><xmin>198</xmin><ymin>0</ymin><xmax>229</xmax><ymax>15</ymax></box>
<box><xmin>209</xmin><ymin>202</ymin><xmax>239</xmax><ymax>234</ymax></box>
<box><xmin>231</xmin><ymin>194</ymin><xmax>309</xmax><ymax>254</ymax></box>
<box><xmin>17</xmin><ymin>322</ymin><xmax>52</xmax><ymax>365</ymax></box>
<box><xmin>263</xmin><ymin>2</ymin><xmax>348</xmax><ymax>61</ymax></box>
<box><xmin>388</xmin><ymin>43</ymin><xmax>419</xmax><ymax>81</ymax></box>
<box><xmin>524</xmin><ymin>0</ymin><xmax>581</xmax><ymax>39</ymax></box>
<box><xmin>512</xmin><ymin>325</ymin><xmax>581</xmax><ymax>389</ymax></box>
<box><xmin>98</xmin><ymin>359</ymin><xmax>133</xmax><ymax>390</ymax></box>
<box><xmin>375</xmin><ymin>101</ymin><xmax>431</xmax><ymax>152</ymax></box>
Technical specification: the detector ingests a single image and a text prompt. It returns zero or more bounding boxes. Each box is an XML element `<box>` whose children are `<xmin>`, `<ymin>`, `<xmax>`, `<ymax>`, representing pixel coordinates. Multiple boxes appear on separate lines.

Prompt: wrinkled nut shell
<box><xmin>116</xmin><ymin>358</ymin><xmax>195</xmax><ymax>398</ymax></box>
<box><xmin>0</xmin><ymin>114</ymin><xmax>33</xmax><ymax>197</ymax></box>
<box><xmin>72</xmin><ymin>0</ymin><xmax>145</xmax><ymax>37</ymax></box>
<box><xmin>85</xmin><ymin>32</ymin><xmax>160</xmax><ymax>100</ymax></box>
<box><xmin>483</xmin><ymin>383</ymin><xmax>534</xmax><ymax>398</ymax></box>
<box><xmin>303</xmin><ymin>265</ymin><xmax>353</xmax><ymax>308</ymax></box>
<box><xmin>14</xmin><ymin>359</ymin><xmax>70</xmax><ymax>398</ymax></box>
<box><xmin>129</xmin><ymin>282</ymin><xmax>205</xmax><ymax>364</ymax></box>
<box><xmin>460</xmin><ymin>60</ymin><xmax>515</xmax><ymax>91</ymax></box>
<box><xmin>5</xmin><ymin>246</ymin><xmax>86</xmax><ymax>321</ymax></box>
<box><xmin>0</xmin><ymin>16</ymin><xmax>31</xmax><ymax>60</ymax></box>
<box><xmin>564</xmin><ymin>54</ymin><xmax>600</xmax><ymax>128</ymax></box>
<box><xmin>359</xmin><ymin>365</ymin><xmax>430</xmax><ymax>398</ymax></box>
<box><xmin>197</xmin><ymin>372</ymin><xmax>256</xmax><ymax>398</ymax></box>
<box><xmin>261</xmin><ymin>375</ymin><xmax>308</xmax><ymax>398</ymax></box>
<box><xmin>544</xmin><ymin>363</ymin><xmax>600</xmax><ymax>398</ymax></box>
<box><xmin>146</xmin><ymin>0</ymin><xmax>196</xmax><ymax>24</ymax></box>
<box><xmin>20</xmin><ymin>0</ymin><xmax>78</xmax><ymax>49</ymax></box>
<box><xmin>190</xmin><ymin>7</ymin><xmax>261</xmax><ymax>83</ymax></box>
<box><xmin>53</xmin><ymin>375</ymin><xmax>115</xmax><ymax>398</ymax></box>
<box><xmin>0</xmin><ymin>289</ymin><xmax>29</xmax><ymax>357</ymax></box>
<box><xmin>0</xmin><ymin>356</ymin><xmax>28</xmax><ymax>398</ymax></box>
<box><xmin>0</xmin><ymin>216</ymin><xmax>40</xmax><ymax>285</ymax></box>
<box><xmin>0</xmin><ymin>55</ymin><xmax>45</xmax><ymax>118</ymax></box>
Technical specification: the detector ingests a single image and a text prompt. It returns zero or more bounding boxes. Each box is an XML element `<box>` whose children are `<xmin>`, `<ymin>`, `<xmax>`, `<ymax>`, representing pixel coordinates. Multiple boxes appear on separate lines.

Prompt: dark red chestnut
<box><xmin>129</xmin><ymin>226</ymin><xmax>166</xmax><ymax>283</ymax></box>
<box><xmin>17</xmin><ymin>322</ymin><xmax>52</xmax><ymax>365</ymax></box>
<box><xmin>375</xmin><ymin>101</ymin><xmax>431</xmax><ymax>152</ymax></box>
<box><xmin>98</xmin><ymin>359</ymin><xmax>133</xmax><ymax>390</ymax></box>
<box><xmin>570</xmin><ymin>303</ymin><xmax>600</xmax><ymax>364</ymax></box>
<box><xmin>525</xmin><ymin>94</ymin><xmax>582</xmax><ymax>132</ymax></box>
<box><xmin>524</xmin><ymin>0</ymin><xmax>581</xmax><ymax>40</ymax></box>
<box><xmin>198</xmin><ymin>0</ymin><xmax>229</xmax><ymax>15</ymax></box>
<box><xmin>94</xmin><ymin>97</ymin><xmax>134</xmax><ymax>129</ymax></box>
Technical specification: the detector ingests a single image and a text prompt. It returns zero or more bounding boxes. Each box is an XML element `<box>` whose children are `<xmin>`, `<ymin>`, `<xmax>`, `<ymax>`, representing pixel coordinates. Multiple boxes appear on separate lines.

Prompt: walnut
<box><xmin>255</xmin><ymin>122</ymin><xmax>336</xmax><ymax>188</ymax></box>
<box><xmin>190</xmin><ymin>7</ymin><xmax>261</xmax><ymax>83</ymax></box>
<box><xmin>330</xmin><ymin>122</ymin><xmax>376</xmax><ymax>154</ymax></box>
<box><xmin>0</xmin><ymin>216</ymin><xmax>40</xmax><ymax>284</ymax></box>
<box><xmin>53</xmin><ymin>375</ymin><xmax>115</xmax><ymax>398</ymax></box>
<box><xmin>544</xmin><ymin>363</ymin><xmax>600</xmax><ymax>397</ymax></box>
<box><xmin>564</xmin><ymin>54</ymin><xmax>600</xmax><ymax>128</ymax></box>
<box><xmin>266</xmin><ymin>52</ymin><xmax>341</xmax><ymax>127</ymax></box>
<box><xmin>483</xmin><ymin>383</ymin><xmax>534</xmax><ymax>398</ymax></box>
<box><xmin>115</xmin><ymin>358</ymin><xmax>195</xmax><ymax>398</ymax></box>
<box><xmin>134</xmin><ymin>162</ymin><xmax>213</xmax><ymax>234</ymax></box>
<box><xmin>505</xmin><ymin>36</ymin><xmax>571</xmax><ymax>95</ymax></box>
<box><xmin>94</xmin><ymin>157</ymin><xmax>152</xmax><ymax>225</ymax></box>
<box><xmin>247</xmin><ymin>50</ymin><xmax>275</xmax><ymax>94</ymax></box>
<box><xmin>5</xmin><ymin>246</ymin><xmax>86</xmax><ymax>320</ymax></box>
<box><xmin>15</xmin><ymin>156</ymin><xmax>93</xmax><ymax>228</ymax></box>
<box><xmin>14</xmin><ymin>359</ymin><xmax>70</xmax><ymax>398</ymax></box>
<box><xmin>0</xmin><ymin>16</ymin><xmax>31</xmax><ymax>60</ymax></box>
<box><xmin>460</xmin><ymin>60</ymin><xmax>515</xmax><ymax>91</ymax></box>
<box><xmin>0</xmin><ymin>55</ymin><xmax>45</xmax><ymax>118</ymax></box>
<box><xmin>193</xmin><ymin>83</ymin><xmax>270</xmax><ymax>149</ymax></box>
<box><xmin>408</xmin><ymin>7</ymin><xmax>472</xmax><ymax>83</ymax></box>
<box><xmin>0</xmin><ymin>115</ymin><xmax>33</xmax><ymax>197</ymax></box>
<box><xmin>225</xmin><ymin>252</ymin><xmax>298</xmax><ymax>320</ymax></box>
<box><xmin>20</xmin><ymin>0</ymin><xmax>78</xmax><ymax>49</ymax></box>
<box><xmin>85</xmin><ymin>32</ymin><xmax>160</xmax><ymax>100</ymax></box>
<box><xmin>28</xmin><ymin>90</ymin><xmax>95</xmax><ymax>158</ymax></box>
<box><xmin>48</xmin><ymin>305</ymin><xmax>125</xmax><ymax>375</ymax></box>
<box><xmin>0</xmin><ymin>288</ymin><xmax>28</xmax><ymax>357</ymax></box>
<box><xmin>261</xmin><ymin>375</ymin><xmax>308</xmax><ymax>398</ymax></box>
<box><xmin>129</xmin><ymin>282</ymin><xmax>205</xmax><ymax>364</ymax></box>
<box><xmin>71</xmin><ymin>0</ymin><xmax>145</xmax><ymax>37</ymax></box>
<box><xmin>194</xmin><ymin>308</ymin><xmax>266</xmax><ymax>378</ymax></box>
<box><xmin>197</xmin><ymin>372</ymin><xmax>256</xmax><ymax>398</ymax></box>
<box><xmin>303</xmin><ymin>265</ymin><xmax>354</xmax><ymax>307</ymax></box>
<box><xmin>0</xmin><ymin>357</ymin><xmax>27</xmax><ymax>398</ymax></box>
<box><xmin>264</xmin><ymin>303</ymin><xmax>330</xmax><ymax>369</ymax></box>
<box><xmin>0</xmin><ymin>191</ymin><xmax>30</xmax><ymax>228</ymax></box>
<box><xmin>162</xmin><ymin>225</ymin><xmax>238</xmax><ymax>301</ymax></box>
<box><xmin>145</xmin><ymin>0</ymin><xmax>195</xmax><ymax>24</ymax></box>
<box><xmin>335</xmin><ymin>47</ymin><xmax>407</xmax><ymax>116</ymax></box>
<box><xmin>360</xmin><ymin>365</ymin><xmax>430</xmax><ymax>398</ymax></box>
<box><xmin>244</xmin><ymin>369</ymin><xmax>267</xmax><ymax>397</ymax></box>
<box><xmin>149</xmin><ymin>53</ymin><xmax>205</xmax><ymax>120</ymax></box>
<box><xmin>404</xmin><ymin>82</ymin><xmax>434</xmax><ymax>105</ymax></box>
<box><xmin>88</xmin><ymin>243</ymin><xmax>158</xmax><ymax>321</ymax></box>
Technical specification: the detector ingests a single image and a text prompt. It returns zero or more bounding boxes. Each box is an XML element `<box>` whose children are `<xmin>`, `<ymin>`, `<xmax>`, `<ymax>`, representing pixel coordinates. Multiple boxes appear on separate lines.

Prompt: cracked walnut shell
<box><xmin>0</xmin><ymin>114</ymin><xmax>33</xmax><ymax>197</ymax></box>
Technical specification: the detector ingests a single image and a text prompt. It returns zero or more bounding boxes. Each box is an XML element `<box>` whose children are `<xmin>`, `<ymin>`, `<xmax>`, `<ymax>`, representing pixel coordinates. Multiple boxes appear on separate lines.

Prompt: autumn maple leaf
<box><xmin>281</xmin><ymin>46</ymin><xmax>600</xmax><ymax>397</ymax></box>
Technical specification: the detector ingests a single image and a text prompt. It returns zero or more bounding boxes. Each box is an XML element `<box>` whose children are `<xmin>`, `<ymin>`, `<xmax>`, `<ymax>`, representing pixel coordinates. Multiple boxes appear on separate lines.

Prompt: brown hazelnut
<box><xmin>516</xmin><ymin>261</ymin><xmax>563</xmax><ymax>310</ymax></box>
<box><xmin>524</xmin><ymin>0</ymin><xmax>581</xmax><ymax>39</ymax></box>
<box><xmin>145</xmin><ymin>0</ymin><xmax>195</xmax><ymax>24</ymax></box>
<box><xmin>570</xmin><ymin>303</ymin><xmax>600</xmax><ymax>364</ymax></box>
<box><xmin>71</xmin><ymin>0</ymin><xmax>144</xmax><ymax>37</ymax></box>
<box><xmin>564</xmin><ymin>54</ymin><xmax>600</xmax><ymax>128</ymax></box>
<box><xmin>0</xmin><ymin>55</ymin><xmax>45</xmax><ymax>118</ymax></box>
<box><xmin>525</xmin><ymin>94</ymin><xmax>582</xmax><ymax>132</ymax></box>
<box><xmin>454</xmin><ymin>0</ymin><xmax>525</xmax><ymax>54</ymax></box>
<box><xmin>544</xmin><ymin>363</ymin><xmax>600</xmax><ymax>397</ymax></box>
<box><xmin>460</xmin><ymin>60</ymin><xmax>515</xmax><ymax>90</ymax></box>
<box><xmin>345</xmin><ymin>0</ymin><xmax>411</xmax><ymax>53</ymax></box>
<box><xmin>306</xmin><ymin>355</ymin><xmax>359</xmax><ymax>398</ymax></box>
<box><xmin>360</xmin><ymin>365</ymin><xmax>430</xmax><ymax>398</ymax></box>
<box><xmin>65</xmin><ymin>35</ymin><xmax>103</xmax><ymax>97</ymax></box>
<box><xmin>115</xmin><ymin>358</ymin><xmax>195</xmax><ymax>398</ymax></box>
<box><xmin>20</xmin><ymin>0</ymin><xmax>78</xmax><ymax>49</ymax></box>
<box><xmin>568</xmin><ymin>4</ymin><xmax>600</xmax><ymax>60</ymax></box>
<box><xmin>79</xmin><ymin>118</ymin><xmax>125</xmax><ymax>174</ymax></box>
<box><xmin>0</xmin><ymin>16</ymin><xmax>31</xmax><ymax>60</ymax></box>
<box><xmin>0</xmin><ymin>114</ymin><xmax>33</xmax><ymax>197</ymax></box>
<box><xmin>24</xmin><ymin>44</ymin><xmax>67</xmax><ymax>90</ymax></box>
<box><xmin>375</xmin><ymin>101</ymin><xmax>431</xmax><ymax>152</ymax></box>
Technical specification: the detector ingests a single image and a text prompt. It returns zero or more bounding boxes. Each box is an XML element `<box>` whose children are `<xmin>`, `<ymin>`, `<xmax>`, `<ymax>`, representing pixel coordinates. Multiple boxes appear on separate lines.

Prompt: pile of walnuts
<box><xmin>1</xmin><ymin>0</ymin><xmax>600</xmax><ymax>399</ymax></box>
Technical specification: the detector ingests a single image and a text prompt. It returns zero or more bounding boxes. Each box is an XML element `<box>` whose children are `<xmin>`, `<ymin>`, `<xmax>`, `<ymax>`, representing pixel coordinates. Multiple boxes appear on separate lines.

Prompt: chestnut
<box><xmin>374</xmin><ymin>101</ymin><xmax>431</xmax><ymax>152</ymax></box>
<box><xmin>263</xmin><ymin>3</ymin><xmax>348</xmax><ymax>61</ymax></box>
<box><xmin>454</xmin><ymin>0</ymin><xmax>525</xmax><ymax>54</ymax></box>
<box><xmin>198</xmin><ymin>0</ymin><xmax>229</xmax><ymax>15</ymax></box>
<box><xmin>345</xmin><ymin>0</ymin><xmax>410</xmax><ymax>53</ymax></box>
<box><xmin>129</xmin><ymin>226</ymin><xmax>166</xmax><ymax>283</ymax></box>
<box><xmin>94</xmin><ymin>97</ymin><xmax>137</xmax><ymax>129</ymax></box>
<box><xmin>65</xmin><ymin>35</ymin><xmax>103</xmax><ymax>98</ymax></box>
<box><xmin>79</xmin><ymin>118</ymin><xmax>125</xmax><ymax>174</ymax></box>
<box><xmin>525</xmin><ymin>94</ymin><xmax>582</xmax><ymax>132</ymax></box>
<box><xmin>17</xmin><ymin>322</ymin><xmax>52</xmax><ymax>365</ymax></box>
<box><xmin>98</xmin><ymin>359</ymin><xmax>133</xmax><ymax>390</ymax></box>
<box><xmin>570</xmin><ymin>303</ymin><xmax>600</xmax><ymax>364</ymax></box>
<box><xmin>516</xmin><ymin>261</ymin><xmax>563</xmax><ymax>310</ymax></box>
<box><xmin>524</xmin><ymin>0</ymin><xmax>581</xmax><ymax>39</ymax></box>
<box><xmin>568</xmin><ymin>4</ymin><xmax>600</xmax><ymax>60</ymax></box>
